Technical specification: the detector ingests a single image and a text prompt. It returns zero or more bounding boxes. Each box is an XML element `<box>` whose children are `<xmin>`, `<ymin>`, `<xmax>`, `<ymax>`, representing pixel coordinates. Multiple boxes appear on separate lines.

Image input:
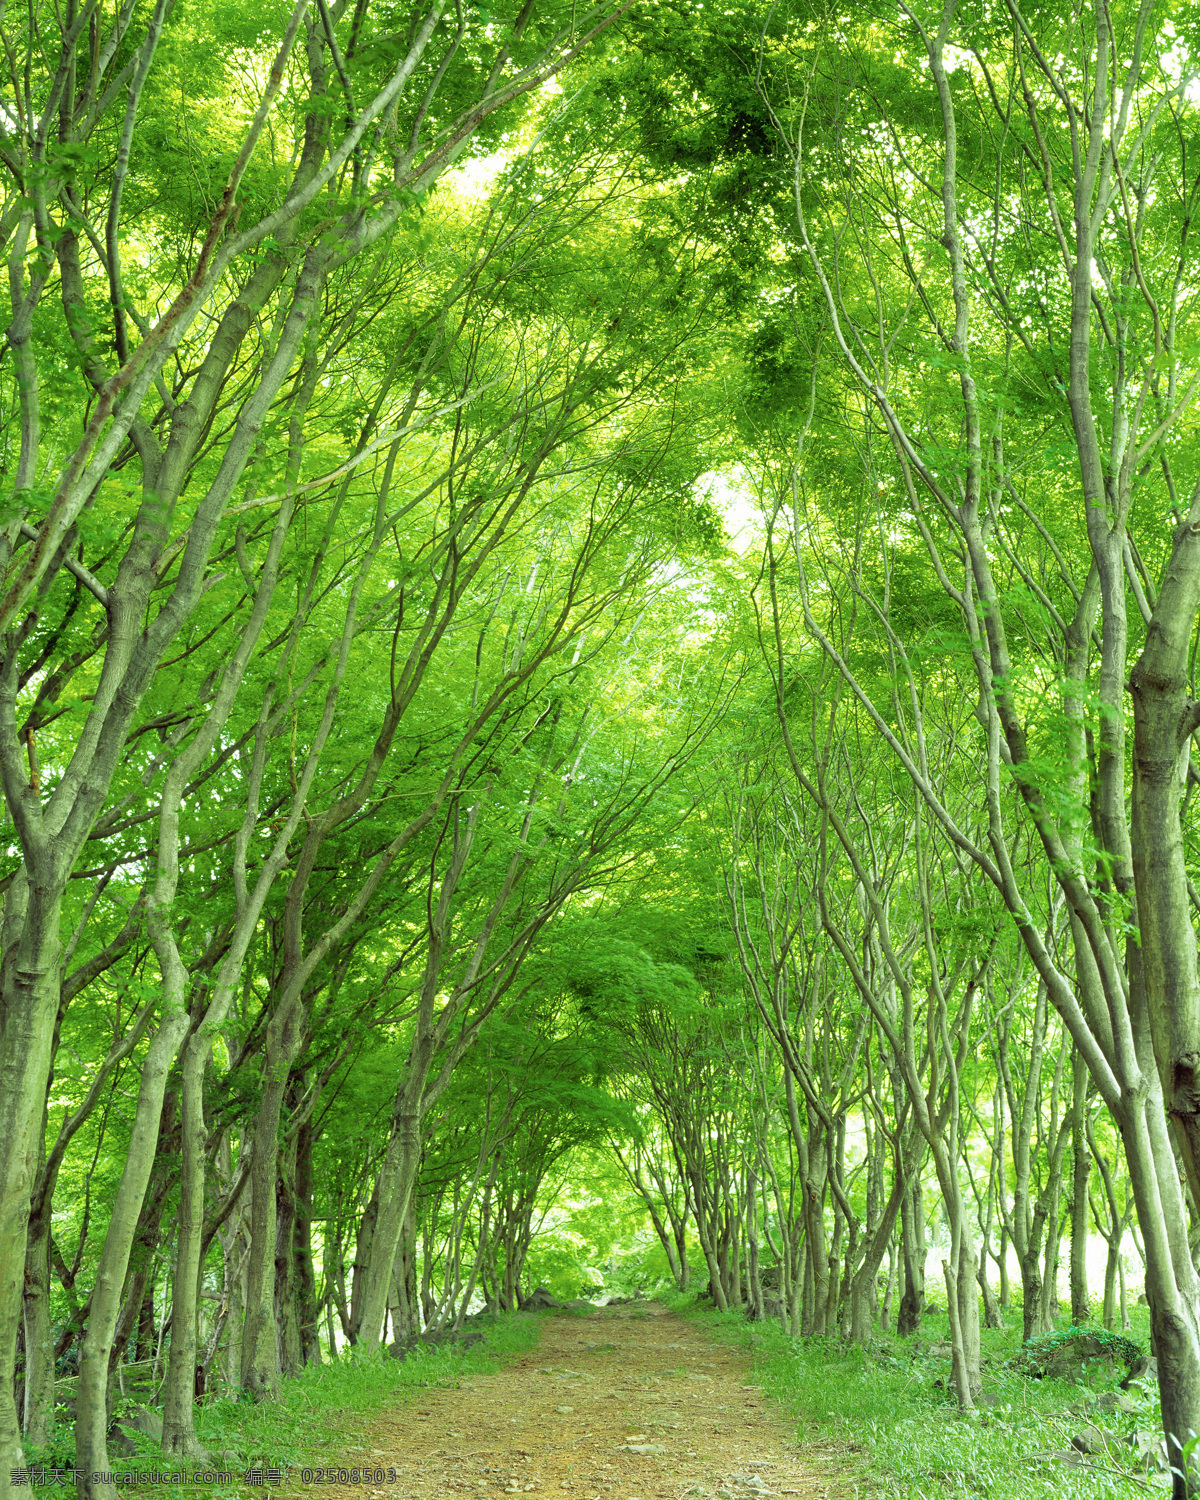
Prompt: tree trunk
<box><xmin>896</xmin><ymin>1177</ymin><xmax>925</xmax><ymax>1337</ymax></box>
<box><xmin>294</xmin><ymin>1113</ymin><xmax>320</xmax><ymax>1367</ymax></box>
<box><xmin>0</xmin><ymin>876</ymin><xmax>65</xmax><ymax>1485</ymax></box>
<box><xmin>22</xmin><ymin>1136</ymin><xmax>54</xmax><ymax>1449</ymax></box>
<box><xmin>133</xmin><ymin>1288</ymin><xmax>156</xmax><ymax>1367</ymax></box>
<box><xmin>998</xmin><ymin>1225</ymin><xmax>1010</xmax><ymax>1310</ymax></box>
<box><xmin>353</xmin><ymin>1101</ymin><xmax>429</xmax><ymax>1343</ymax></box>
<box><xmin>75</xmin><ymin>1015</ymin><xmax>189</xmax><ymax>1500</ymax></box>
<box><xmin>977</xmin><ymin>1262</ymin><xmax>1002</xmax><ymax>1330</ymax></box>
<box><xmin>943</xmin><ymin>1260</ymin><xmax>974</xmax><ymax>1410</ymax></box>
<box><xmin>1018</xmin><ymin>1207</ymin><xmax>1046</xmax><ymax>1344</ymax></box>
<box><xmin>1070</xmin><ymin>1050</ymin><xmax>1091</xmax><ymax>1323</ymax></box>
<box><xmin>161</xmin><ymin>1037</ymin><xmax>210</xmax><ymax>1458</ymax></box>
<box><xmin>240</xmin><ymin>996</ymin><xmax>304</xmax><ymax>1396</ymax></box>
<box><xmin>881</xmin><ymin>1240</ymin><xmax>897</xmax><ymax>1333</ymax></box>
<box><xmin>274</xmin><ymin>1123</ymin><xmax>302</xmax><ymax>1380</ymax></box>
<box><xmin>218</xmin><ymin>1148</ymin><xmax>249</xmax><ymax>1392</ymax></box>
<box><xmin>745</xmin><ymin>1166</ymin><xmax>763</xmax><ymax>1321</ymax></box>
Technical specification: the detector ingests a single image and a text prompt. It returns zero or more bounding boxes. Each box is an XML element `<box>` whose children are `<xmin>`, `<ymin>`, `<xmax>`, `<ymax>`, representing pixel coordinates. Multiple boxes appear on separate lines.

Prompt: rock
<box><xmin>110</xmin><ymin>1405</ymin><xmax>164</xmax><ymax>1452</ymax></box>
<box><xmin>1120</xmin><ymin>1355</ymin><xmax>1159</xmax><ymax>1390</ymax></box>
<box><xmin>925</xmin><ymin>1303</ymin><xmax>943</xmax><ymax>1315</ymax></box>
<box><xmin>124</xmin><ymin>1407</ymin><xmax>163</xmax><ymax>1442</ymax></box>
<box><xmin>1129</xmin><ymin>1429</ymin><xmax>1168</xmax><ymax>1471</ymax></box>
<box><xmin>744</xmin><ymin>1297</ymin><xmax>783</xmax><ymax>1322</ymax></box>
<box><xmin>1033</xmin><ymin>1446</ymin><xmax>1085</xmax><ymax>1467</ymax></box>
<box><xmin>1071</xmin><ymin>1425</ymin><xmax>1105</xmax><ymax>1455</ymax></box>
<box><xmin>387</xmin><ymin>1324</ymin><xmax>484</xmax><ymax>1360</ymax></box>
<box><xmin>1094</xmin><ymin>1391</ymin><xmax>1140</xmax><ymax>1414</ymax></box>
<box><xmin>562</xmin><ymin>1299</ymin><xmax>597</xmax><ymax>1313</ymax></box>
<box><xmin>926</xmin><ymin>1342</ymin><xmax>954</xmax><ymax>1358</ymax></box>
<box><xmin>1045</xmin><ymin>1342</ymin><xmax>1112</xmax><ymax>1382</ymax></box>
<box><xmin>976</xmin><ymin>1392</ymin><xmax>1005</xmax><ymax>1409</ymax></box>
<box><xmin>521</xmin><ymin>1286</ymin><xmax>563</xmax><ymax>1311</ymax></box>
<box><xmin>1015</xmin><ymin>1329</ymin><xmax>1140</xmax><ymax>1385</ymax></box>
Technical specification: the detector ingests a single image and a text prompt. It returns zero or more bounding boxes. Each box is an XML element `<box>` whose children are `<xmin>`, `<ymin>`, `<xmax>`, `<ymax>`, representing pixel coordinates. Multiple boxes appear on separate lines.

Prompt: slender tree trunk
<box><xmin>1118</xmin><ymin>1252</ymin><xmax>1130</xmax><ymax>1330</ymax></box>
<box><xmin>881</xmin><ymin>1240</ymin><xmax>897</xmax><ymax>1333</ymax></box>
<box><xmin>274</xmin><ymin>1125</ymin><xmax>302</xmax><ymax>1379</ymax></box>
<box><xmin>219</xmin><ymin>1148</ymin><xmax>249</xmax><ymax>1392</ymax></box>
<box><xmin>1018</xmin><ymin>1205</ymin><xmax>1046</xmax><ymax>1344</ymax></box>
<box><xmin>22</xmin><ymin>1134</ymin><xmax>54</xmax><ymax>1448</ymax></box>
<box><xmin>0</xmin><ymin>875</ymin><xmax>65</xmax><ymax>1484</ymax></box>
<box><xmin>134</xmin><ymin>1289</ymin><xmax>156</xmax><ymax>1366</ymax></box>
<box><xmin>804</xmin><ymin>1176</ymin><xmax>828</xmax><ymax>1335</ymax></box>
<box><xmin>977</xmin><ymin>1262</ymin><xmax>1002</xmax><ymax>1330</ymax></box>
<box><xmin>1103</xmin><ymin>1238</ymin><xmax>1119</xmax><ymax>1330</ymax></box>
<box><xmin>75</xmin><ymin>1014</ymin><xmax>190</xmax><ymax>1500</ymax></box>
<box><xmin>353</xmin><ymin>1104</ymin><xmax>427</xmax><ymax>1343</ymax></box>
<box><xmin>1070</xmin><ymin>1051</ymin><xmax>1091</xmax><ymax>1323</ymax></box>
<box><xmin>240</xmin><ymin>996</ymin><xmax>304</xmax><ymax>1396</ymax></box>
<box><xmin>943</xmin><ymin>1260</ymin><xmax>974</xmax><ymax>1410</ymax></box>
<box><xmin>161</xmin><ymin>1038</ymin><xmax>210</xmax><ymax>1458</ymax></box>
<box><xmin>295</xmin><ymin>1115</ymin><xmax>320</xmax><ymax>1367</ymax></box>
<box><xmin>998</xmin><ymin>1225</ymin><xmax>1010</xmax><ymax>1310</ymax></box>
<box><xmin>745</xmin><ymin>1165</ymin><xmax>763</xmax><ymax>1321</ymax></box>
<box><xmin>897</xmin><ymin>1177</ymin><xmax>925</xmax><ymax>1337</ymax></box>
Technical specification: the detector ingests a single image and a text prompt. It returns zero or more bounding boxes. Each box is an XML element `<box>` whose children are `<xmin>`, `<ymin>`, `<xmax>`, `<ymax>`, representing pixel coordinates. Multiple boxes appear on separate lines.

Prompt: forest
<box><xmin>0</xmin><ymin>0</ymin><xmax>1198</xmax><ymax>1496</ymax></box>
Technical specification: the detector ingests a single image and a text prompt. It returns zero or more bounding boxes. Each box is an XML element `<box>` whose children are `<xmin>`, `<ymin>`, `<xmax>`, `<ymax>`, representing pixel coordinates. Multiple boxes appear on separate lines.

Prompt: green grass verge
<box><xmin>28</xmin><ymin>1313</ymin><xmax>541</xmax><ymax>1499</ymax></box>
<box><xmin>666</xmin><ymin>1294</ymin><xmax>1169</xmax><ymax>1499</ymax></box>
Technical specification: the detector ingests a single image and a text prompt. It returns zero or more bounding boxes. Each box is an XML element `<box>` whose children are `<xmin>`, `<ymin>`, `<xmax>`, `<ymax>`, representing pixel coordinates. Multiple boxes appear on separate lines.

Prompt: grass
<box><xmin>28</xmin><ymin>1313</ymin><xmax>541</xmax><ymax>1498</ymax></box>
<box><xmin>667</xmin><ymin>1293</ymin><xmax>1172</xmax><ymax>1499</ymax></box>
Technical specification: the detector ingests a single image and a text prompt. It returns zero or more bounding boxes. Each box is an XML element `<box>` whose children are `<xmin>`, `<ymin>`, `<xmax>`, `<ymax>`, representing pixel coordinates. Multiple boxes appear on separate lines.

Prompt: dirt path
<box><xmin>343</xmin><ymin>1303</ymin><xmax>852</xmax><ymax>1500</ymax></box>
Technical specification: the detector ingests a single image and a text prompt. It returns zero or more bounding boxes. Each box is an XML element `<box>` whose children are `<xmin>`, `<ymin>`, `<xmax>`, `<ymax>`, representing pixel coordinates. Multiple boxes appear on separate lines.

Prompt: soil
<box><xmin>333</xmin><ymin>1302</ymin><xmax>855</xmax><ymax>1500</ymax></box>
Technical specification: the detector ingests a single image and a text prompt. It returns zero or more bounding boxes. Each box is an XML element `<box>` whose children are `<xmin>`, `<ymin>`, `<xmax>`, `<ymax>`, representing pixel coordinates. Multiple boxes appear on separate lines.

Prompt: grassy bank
<box><xmin>669</xmin><ymin>1294</ymin><xmax>1166</xmax><ymax>1499</ymax></box>
<box><xmin>31</xmin><ymin>1314</ymin><xmax>541</xmax><ymax>1498</ymax></box>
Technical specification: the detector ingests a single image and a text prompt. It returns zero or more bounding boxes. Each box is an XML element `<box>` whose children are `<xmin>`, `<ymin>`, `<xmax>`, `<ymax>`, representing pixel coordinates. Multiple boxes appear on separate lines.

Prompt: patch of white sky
<box><xmin>450</xmin><ymin>150</ymin><xmax>512</xmax><ymax>199</ymax></box>
<box><xmin>444</xmin><ymin>76</ymin><xmax>564</xmax><ymax>201</ymax></box>
<box><xmin>706</xmin><ymin>466</ymin><xmax>766</xmax><ymax>556</ymax></box>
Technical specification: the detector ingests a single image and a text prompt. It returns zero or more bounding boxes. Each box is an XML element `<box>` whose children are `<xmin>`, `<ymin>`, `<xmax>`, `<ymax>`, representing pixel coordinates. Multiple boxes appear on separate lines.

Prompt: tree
<box><xmin>0</xmin><ymin>3</ymin><xmax>664</xmax><ymax>1489</ymax></box>
<box><xmin>751</xmin><ymin>0</ymin><xmax>1200</xmax><ymax>1478</ymax></box>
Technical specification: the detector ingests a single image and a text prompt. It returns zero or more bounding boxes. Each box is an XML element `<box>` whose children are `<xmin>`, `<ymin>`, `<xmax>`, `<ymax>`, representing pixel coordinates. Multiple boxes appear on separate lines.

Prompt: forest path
<box><xmin>349</xmin><ymin>1302</ymin><xmax>852</xmax><ymax>1500</ymax></box>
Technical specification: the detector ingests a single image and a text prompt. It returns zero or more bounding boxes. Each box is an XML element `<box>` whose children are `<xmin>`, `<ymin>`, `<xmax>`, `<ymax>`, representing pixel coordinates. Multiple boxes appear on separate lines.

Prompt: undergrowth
<box><xmin>675</xmin><ymin>1294</ymin><xmax>1167</xmax><ymax>1500</ymax></box>
<box><xmin>26</xmin><ymin>1313</ymin><xmax>541</xmax><ymax>1499</ymax></box>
